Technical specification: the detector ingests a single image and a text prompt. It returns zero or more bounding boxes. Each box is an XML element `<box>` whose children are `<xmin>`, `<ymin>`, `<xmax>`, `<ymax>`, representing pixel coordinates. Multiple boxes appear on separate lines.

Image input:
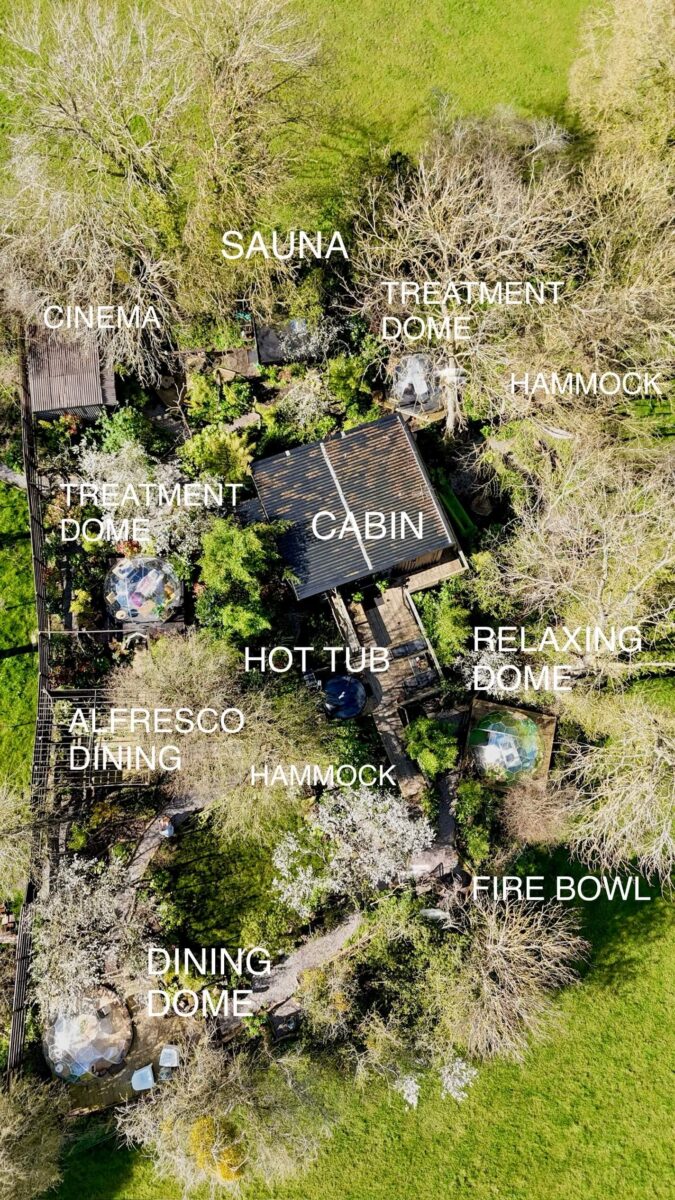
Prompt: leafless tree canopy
<box><xmin>117</xmin><ymin>1036</ymin><xmax>327</xmax><ymax>1195</ymax></box>
<box><xmin>109</xmin><ymin>632</ymin><xmax>332</xmax><ymax>840</ymax></box>
<box><xmin>0</xmin><ymin>0</ymin><xmax>316</xmax><ymax>377</ymax></box>
<box><xmin>31</xmin><ymin>856</ymin><xmax>156</xmax><ymax>1018</ymax></box>
<box><xmin>501</xmin><ymin>780</ymin><xmax>574</xmax><ymax>848</ymax></box>
<box><xmin>494</xmin><ymin>443</ymin><xmax>675</xmax><ymax>639</ymax></box>
<box><xmin>350</xmin><ymin>114</ymin><xmax>580</xmax><ymax>325</ymax></box>
<box><xmin>349</xmin><ymin>9</ymin><xmax>673</xmax><ymax>429</ymax></box>
<box><xmin>556</xmin><ymin>691</ymin><xmax>675</xmax><ymax>882</ymax></box>
<box><xmin>429</xmin><ymin>896</ymin><xmax>587</xmax><ymax>1061</ymax></box>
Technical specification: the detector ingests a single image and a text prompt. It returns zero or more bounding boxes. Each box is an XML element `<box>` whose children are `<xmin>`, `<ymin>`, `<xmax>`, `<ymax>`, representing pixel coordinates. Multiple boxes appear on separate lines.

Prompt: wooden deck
<box><xmin>395</xmin><ymin>550</ymin><xmax>467</xmax><ymax>593</ymax></box>
<box><xmin>349</xmin><ymin>586</ymin><xmax>440</xmax><ymax>800</ymax></box>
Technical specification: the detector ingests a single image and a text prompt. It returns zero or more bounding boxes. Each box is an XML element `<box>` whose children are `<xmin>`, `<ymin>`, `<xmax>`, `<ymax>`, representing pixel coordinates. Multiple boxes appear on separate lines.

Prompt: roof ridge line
<box><xmin>320</xmin><ymin>441</ymin><xmax>373</xmax><ymax>573</ymax></box>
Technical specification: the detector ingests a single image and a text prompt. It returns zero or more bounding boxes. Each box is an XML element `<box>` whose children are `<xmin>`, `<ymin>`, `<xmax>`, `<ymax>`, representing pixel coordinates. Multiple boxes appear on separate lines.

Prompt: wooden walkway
<box><xmin>350</xmin><ymin>586</ymin><xmax>440</xmax><ymax>800</ymax></box>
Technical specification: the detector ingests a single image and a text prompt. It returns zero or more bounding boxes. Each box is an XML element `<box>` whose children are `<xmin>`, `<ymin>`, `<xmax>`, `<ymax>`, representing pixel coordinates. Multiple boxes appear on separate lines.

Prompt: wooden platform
<box><xmin>349</xmin><ymin>586</ymin><xmax>440</xmax><ymax>800</ymax></box>
<box><xmin>395</xmin><ymin>550</ymin><xmax>467</xmax><ymax>593</ymax></box>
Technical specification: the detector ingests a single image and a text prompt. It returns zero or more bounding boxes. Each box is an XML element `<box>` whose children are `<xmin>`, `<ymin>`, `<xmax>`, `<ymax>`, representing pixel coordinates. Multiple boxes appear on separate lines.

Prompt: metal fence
<box><xmin>6</xmin><ymin>367</ymin><xmax>178</xmax><ymax>1081</ymax></box>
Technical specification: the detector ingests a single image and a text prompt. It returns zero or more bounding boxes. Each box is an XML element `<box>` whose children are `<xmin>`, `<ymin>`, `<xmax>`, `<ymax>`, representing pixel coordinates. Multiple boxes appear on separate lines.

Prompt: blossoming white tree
<box><xmin>31</xmin><ymin>857</ymin><xmax>156</xmax><ymax>1017</ymax></box>
<box><xmin>275</xmin><ymin>370</ymin><xmax>333</xmax><ymax>431</ymax></box>
<box><xmin>76</xmin><ymin>439</ymin><xmax>218</xmax><ymax>560</ymax></box>
<box><xmin>273</xmin><ymin>786</ymin><xmax>433</xmax><ymax>917</ymax></box>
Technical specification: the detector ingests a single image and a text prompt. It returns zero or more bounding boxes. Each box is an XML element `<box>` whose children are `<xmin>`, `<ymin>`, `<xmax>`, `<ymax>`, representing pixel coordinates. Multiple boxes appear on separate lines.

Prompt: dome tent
<box><xmin>105</xmin><ymin>555</ymin><xmax>182</xmax><ymax>625</ymax></box>
<box><xmin>469</xmin><ymin>708</ymin><xmax>543</xmax><ymax>783</ymax></box>
<box><xmin>44</xmin><ymin>987</ymin><xmax>133</xmax><ymax>1083</ymax></box>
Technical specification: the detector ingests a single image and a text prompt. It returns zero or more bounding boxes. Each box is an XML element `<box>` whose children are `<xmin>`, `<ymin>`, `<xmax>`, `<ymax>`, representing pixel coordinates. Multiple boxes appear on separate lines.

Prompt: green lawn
<box><xmin>306</xmin><ymin>0</ymin><xmax>589</xmax><ymax>140</ymax></box>
<box><xmin>286</xmin><ymin>0</ymin><xmax>591</xmax><ymax>221</ymax></box>
<box><xmin>54</xmin><ymin>873</ymin><xmax>673</xmax><ymax>1200</ymax></box>
<box><xmin>0</xmin><ymin>483</ymin><xmax>37</xmax><ymax>787</ymax></box>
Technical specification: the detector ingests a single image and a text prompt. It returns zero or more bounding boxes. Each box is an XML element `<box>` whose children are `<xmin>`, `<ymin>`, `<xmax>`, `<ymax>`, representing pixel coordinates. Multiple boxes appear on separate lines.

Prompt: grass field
<box><xmin>0</xmin><ymin>483</ymin><xmax>37</xmax><ymax>787</ymax></box>
<box><xmin>303</xmin><ymin>0</ymin><xmax>590</xmax><ymax>145</ymax></box>
<box><xmin>282</xmin><ymin>0</ymin><xmax>592</xmax><ymax>221</ymax></box>
<box><xmin>54</xmin><ymin>870</ymin><xmax>674</xmax><ymax>1200</ymax></box>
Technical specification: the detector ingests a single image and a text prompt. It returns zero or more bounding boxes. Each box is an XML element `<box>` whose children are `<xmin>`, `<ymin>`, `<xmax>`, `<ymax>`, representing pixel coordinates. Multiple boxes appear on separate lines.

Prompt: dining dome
<box><xmin>44</xmin><ymin>987</ymin><xmax>133</xmax><ymax>1082</ymax></box>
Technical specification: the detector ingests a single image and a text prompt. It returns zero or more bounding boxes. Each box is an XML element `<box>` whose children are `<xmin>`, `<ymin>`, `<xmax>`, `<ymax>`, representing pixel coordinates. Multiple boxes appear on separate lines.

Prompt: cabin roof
<box><xmin>25</xmin><ymin>329</ymin><xmax>116</xmax><ymax>416</ymax></box>
<box><xmin>252</xmin><ymin>414</ymin><xmax>458</xmax><ymax>599</ymax></box>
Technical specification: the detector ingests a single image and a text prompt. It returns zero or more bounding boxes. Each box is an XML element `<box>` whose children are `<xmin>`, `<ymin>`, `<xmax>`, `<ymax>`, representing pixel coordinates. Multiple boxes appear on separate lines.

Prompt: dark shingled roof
<box><xmin>252</xmin><ymin>414</ymin><xmax>457</xmax><ymax>599</ymax></box>
<box><xmin>25</xmin><ymin>329</ymin><xmax>116</xmax><ymax>417</ymax></box>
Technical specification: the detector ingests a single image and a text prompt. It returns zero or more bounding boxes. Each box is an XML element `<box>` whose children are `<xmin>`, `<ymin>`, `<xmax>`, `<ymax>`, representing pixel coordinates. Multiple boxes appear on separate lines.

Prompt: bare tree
<box><xmin>31</xmin><ymin>856</ymin><xmax>157</xmax><ymax>1018</ymax></box>
<box><xmin>430</xmin><ymin>896</ymin><xmax>587</xmax><ymax>1061</ymax></box>
<box><xmin>351</xmin><ymin>115</ymin><xmax>579</xmax><ymax>324</ymax></box>
<box><xmin>494</xmin><ymin>443</ymin><xmax>675</xmax><ymax>662</ymax></box>
<box><xmin>556</xmin><ymin>691</ymin><xmax>675</xmax><ymax>882</ymax></box>
<box><xmin>108</xmin><ymin>632</ymin><xmax>333</xmax><ymax>840</ymax></box>
<box><xmin>502</xmin><ymin>779</ymin><xmax>573</xmax><ymax>848</ymax></box>
<box><xmin>349</xmin><ymin>63</ymin><xmax>673</xmax><ymax>430</ymax></box>
<box><xmin>117</xmin><ymin>1036</ymin><xmax>327</xmax><ymax>1195</ymax></box>
<box><xmin>570</xmin><ymin>0</ymin><xmax>674</xmax><ymax>154</ymax></box>
<box><xmin>0</xmin><ymin>0</ymin><xmax>317</xmax><ymax>377</ymax></box>
<box><xmin>0</xmin><ymin>1076</ymin><xmax>65</xmax><ymax>1200</ymax></box>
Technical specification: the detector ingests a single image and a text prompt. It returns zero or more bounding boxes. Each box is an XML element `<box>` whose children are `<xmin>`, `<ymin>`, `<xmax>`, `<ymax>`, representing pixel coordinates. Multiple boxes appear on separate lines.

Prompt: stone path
<box><xmin>248</xmin><ymin>912</ymin><xmax>362</xmax><ymax>1013</ymax></box>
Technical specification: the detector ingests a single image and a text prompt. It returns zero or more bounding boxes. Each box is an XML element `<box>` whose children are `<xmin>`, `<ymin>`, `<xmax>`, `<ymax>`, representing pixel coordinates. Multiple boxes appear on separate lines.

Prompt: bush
<box><xmin>185</xmin><ymin>374</ymin><xmax>251</xmax><ymax>424</ymax></box>
<box><xmin>179</xmin><ymin>424</ymin><xmax>252</xmax><ymax>479</ymax></box>
<box><xmin>416</xmin><ymin>583</ymin><xmax>472</xmax><ymax>664</ymax></box>
<box><xmin>197</xmin><ymin>518</ymin><xmax>280</xmax><ymax>642</ymax></box>
<box><xmin>97</xmin><ymin>404</ymin><xmax>160</xmax><ymax>453</ymax></box>
<box><xmin>461</xmin><ymin>823</ymin><xmax>492</xmax><ymax>867</ymax></box>
<box><xmin>454</xmin><ymin>779</ymin><xmax>500</xmax><ymax>867</ymax></box>
<box><xmin>454</xmin><ymin>779</ymin><xmax>497</xmax><ymax>824</ymax></box>
<box><xmin>326</xmin><ymin>341</ymin><xmax>385</xmax><ymax>428</ymax></box>
<box><xmin>404</xmin><ymin>717</ymin><xmax>458</xmax><ymax>778</ymax></box>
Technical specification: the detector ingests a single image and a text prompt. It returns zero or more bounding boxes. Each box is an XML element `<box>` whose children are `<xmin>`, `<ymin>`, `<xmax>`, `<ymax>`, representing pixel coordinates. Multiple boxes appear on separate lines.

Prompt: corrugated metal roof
<box><xmin>252</xmin><ymin>414</ymin><xmax>457</xmax><ymax>599</ymax></box>
<box><xmin>25</xmin><ymin>328</ymin><xmax>116</xmax><ymax>415</ymax></box>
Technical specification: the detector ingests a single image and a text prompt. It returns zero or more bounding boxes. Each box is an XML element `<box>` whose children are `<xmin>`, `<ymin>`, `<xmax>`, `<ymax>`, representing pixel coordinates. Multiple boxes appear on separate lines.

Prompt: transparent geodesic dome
<box><xmin>469</xmin><ymin>709</ymin><xmax>543</xmax><ymax>783</ymax></box>
<box><xmin>44</xmin><ymin>988</ymin><xmax>133</xmax><ymax>1082</ymax></box>
<box><xmin>105</xmin><ymin>555</ymin><xmax>182</xmax><ymax>625</ymax></box>
<box><xmin>391</xmin><ymin>354</ymin><xmax>439</xmax><ymax>414</ymax></box>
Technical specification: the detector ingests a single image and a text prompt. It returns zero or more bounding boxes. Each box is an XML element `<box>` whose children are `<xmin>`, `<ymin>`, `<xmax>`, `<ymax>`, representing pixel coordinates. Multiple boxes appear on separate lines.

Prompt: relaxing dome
<box><xmin>469</xmin><ymin>709</ymin><xmax>543</xmax><ymax>782</ymax></box>
<box><xmin>44</xmin><ymin>987</ymin><xmax>133</xmax><ymax>1083</ymax></box>
<box><xmin>105</xmin><ymin>555</ymin><xmax>182</xmax><ymax>624</ymax></box>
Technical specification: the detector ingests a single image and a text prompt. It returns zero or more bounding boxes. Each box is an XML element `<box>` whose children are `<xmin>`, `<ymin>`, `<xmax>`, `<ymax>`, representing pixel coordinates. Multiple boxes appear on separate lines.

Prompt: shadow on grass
<box><xmin>57</xmin><ymin>1121</ymin><xmax>142</xmax><ymax>1200</ymax></box>
<box><xmin>527</xmin><ymin>848</ymin><xmax>672</xmax><ymax>988</ymax></box>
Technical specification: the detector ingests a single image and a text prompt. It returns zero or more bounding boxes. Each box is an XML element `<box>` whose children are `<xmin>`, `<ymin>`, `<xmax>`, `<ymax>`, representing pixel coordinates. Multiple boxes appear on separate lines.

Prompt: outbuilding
<box><xmin>24</xmin><ymin>327</ymin><xmax>117</xmax><ymax>419</ymax></box>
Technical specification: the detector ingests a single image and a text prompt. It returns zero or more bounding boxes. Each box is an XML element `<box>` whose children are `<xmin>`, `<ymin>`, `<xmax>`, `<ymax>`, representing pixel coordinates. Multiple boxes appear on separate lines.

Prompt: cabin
<box><xmin>252</xmin><ymin>413</ymin><xmax>466</xmax><ymax>599</ymax></box>
<box><xmin>25</xmin><ymin>328</ymin><xmax>117</xmax><ymax>420</ymax></box>
<box><xmin>253</xmin><ymin>415</ymin><xmax>468</xmax><ymax>799</ymax></box>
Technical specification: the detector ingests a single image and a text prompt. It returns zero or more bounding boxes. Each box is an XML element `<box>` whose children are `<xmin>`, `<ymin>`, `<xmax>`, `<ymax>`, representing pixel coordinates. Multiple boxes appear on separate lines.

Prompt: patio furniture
<box><xmin>158</xmin><ymin>1045</ymin><xmax>180</xmax><ymax>1082</ymax></box>
<box><xmin>131</xmin><ymin>1064</ymin><xmax>155</xmax><ymax>1092</ymax></box>
<box><xmin>159</xmin><ymin>1045</ymin><xmax>180</xmax><ymax>1068</ymax></box>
